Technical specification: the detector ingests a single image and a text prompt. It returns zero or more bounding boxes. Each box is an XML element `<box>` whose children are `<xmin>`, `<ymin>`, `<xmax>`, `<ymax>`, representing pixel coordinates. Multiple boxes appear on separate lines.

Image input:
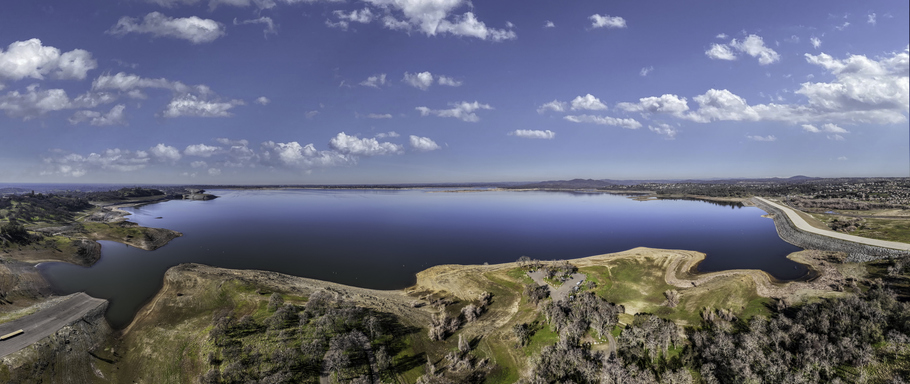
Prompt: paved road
<box><xmin>755</xmin><ymin>197</ymin><xmax>910</xmax><ymax>251</ymax></box>
<box><xmin>527</xmin><ymin>271</ymin><xmax>586</xmax><ymax>302</ymax></box>
<box><xmin>0</xmin><ymin>293</ymin><xmax>107</xmax><ymax>358</ymax></box>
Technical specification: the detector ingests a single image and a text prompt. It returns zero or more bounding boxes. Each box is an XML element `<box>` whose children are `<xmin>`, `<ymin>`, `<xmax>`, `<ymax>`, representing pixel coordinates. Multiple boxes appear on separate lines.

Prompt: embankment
<box><xmin>752</xmin><ymin>197</ymin><xmax>910</xmax><ymax>262</ymax></box>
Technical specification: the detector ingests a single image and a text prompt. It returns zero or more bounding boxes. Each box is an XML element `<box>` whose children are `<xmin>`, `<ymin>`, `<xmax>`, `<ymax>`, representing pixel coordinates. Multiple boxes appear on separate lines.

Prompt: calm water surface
<box><xmin>38</xmin><ymin>189</ymin><xmax>804</xmax><ymax>328</ymax></box>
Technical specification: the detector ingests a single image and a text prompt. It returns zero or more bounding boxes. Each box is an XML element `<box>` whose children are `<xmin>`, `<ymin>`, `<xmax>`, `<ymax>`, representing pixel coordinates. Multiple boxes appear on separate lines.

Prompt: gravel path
<box><xmin>755</xmin><ymin>197</ymin><xmax>910</xmax><ymax>251</ymax></box>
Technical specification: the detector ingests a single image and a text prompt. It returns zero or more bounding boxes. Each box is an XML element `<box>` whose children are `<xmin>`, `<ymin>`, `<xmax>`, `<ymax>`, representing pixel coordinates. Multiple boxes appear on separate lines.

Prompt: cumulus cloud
<box><xmin>637</xmin><ymin>47</ymin><xmax>909</xmax><ymax>126</ymax></box>
<box><xmin>190</xmin><ymin>160</ymin><xmax>207</xmax><ymax>168</ymax></box>
<box><xmin>362</xmin><ymin>0</ymin><xmax>515</xmax><ymax>41</ymax></box>
<box><xmin>544</xmin><ymin>20</ymin><xmax>555</xmax><ymax>28</ymax></box>
<box><xmin>255</xmin><ymin>96</ymin><xmax>270</xmax><ymax>105</ymax></box>
<box><xmin>706</xmin><ymin>34</ymin><xmax>780</xmax><ymax>65</ymax></box>
<box><xmin>403</xmin><ymin>71</ymin><xmax>434</xmax><ymax>90</ymax></box>
<box><xmin>107</xmin><ymin>12</ymin><xmax>226</xmax><ymax>44</ymax></box>
<box><xmin>92</xmin><ymin>72</ymin><xmax>206</xmax><ymax>94</ymax></box>
<box><xmin>149</xmin><ymin>143</ymin><xmax>182</xmax><ymax>162</ymax></box>
<box><xmin>0</xmin><ymin>85</ymin><xmax>75</xmax><ymax>119</ymax></box>
<box><xmin>233</xmin><ymin>16</ymin><xmax>278</xmax><ymax>36</ymax></box>
<box><xmin>564</xmin><ymin>114</ymin><xmax>642</xmax><ymax>129</ymax></box>
<box><xmin>705</xmin><ymin>43</ymin><xmax>736</xmax><ymax>61</ymax></box>
<box><xmin>570</xmin><ymin>94</ymin><xmax>608</xmax><ymax>111</ymax></box>
<box><xmin>68</xmin><ymin>104</ymin><xmax>127</xmax><ymax>126</ymax></box>
<box><xmin>162</xmin><ymin>94</ymin><xmax>244</xmax><ymax>118</ymax></box>
<box><xmin>261</xmin><ymin>141</ymin><xmax>355</xmax><ymax>168</ymax></box>
<box><xmin>589</xmin><ymin>14</ymin><xmax>626</xmax><ymax>29</ymax></box>
<box><xmin>416</xmin><ymin>101</ymin><xmax>492</xmax><ymax>122</ymax></box>
<box><xmin>617</xmin><ymin>94</ymin><xmax>690</xmax><ymax>115</ymax></box>
<box><xmin>537</xmin><ymin>100</ymin><xmax>568</xmax><ymax>114</ymax></box>
<box><xmin>716</xmin><ymin>33</ymin><xmax>728</xmax><ymax>39</ymax></box>
<box><xmin>640</xmin><ymin>66</ymin><xmax>654</xmax><ymax>77</ymax></box>
<box><xmin>367</xmin><ymin>113</ymin><xmax>393</xmax><ymax>119</ymax></box>
<box><xmin>360</xmin><ymin>73</ymin><xmax>388</xmax><ymax>88</ymax></box>
<box><xmin>409</xmin><ymin>135</ymin><xmax>441</xmax><ymax>151</ymax></box>
<box><xmin>648</xmin><ymin>123</ymin><xmax>677</xmax><ymax>139</ymax></box>
<box><xmin>0</xmin><ymin>39</ymin><xmax>97</xmax><ymax>84</ymax></box>
<box><xmin>328</xmin><ymin>132</ymin><xmax>404</xmax><ymax>156</ymax></box>
<box><xmin>746</xmin><ymin>135</ymin><xmax>777</xmax><ymax>142</ymax></box>
<box><xmin>208</xmin><ymin>167</ymin><xmax>222</xmax><ymax>175</ymax></box>
<box><xmin>867</xmin><ymin>13</ymin><xmax>876</xmax><ymax>26</ymax></box>
<box><xmin>184</xmin><ymin>143</ymin><xmax>222</xmax><ymax>157</ymax></box>
<box><xmin>801</xmin><ymin>123</ymin><xmax>848</xmax><ymax>134</ymax></box>
<box><xmin>508</xmin><ymin>129</ymin><xmax>555</xmax><ymax>139</ymax></box>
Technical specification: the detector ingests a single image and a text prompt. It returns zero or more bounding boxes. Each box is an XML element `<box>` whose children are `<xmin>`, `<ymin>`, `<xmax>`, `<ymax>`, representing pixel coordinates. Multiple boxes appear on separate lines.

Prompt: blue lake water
<box><xmin>38</xmin><ymin>189</ymin><xmax>804</xmax><ymax>328</ymax></box>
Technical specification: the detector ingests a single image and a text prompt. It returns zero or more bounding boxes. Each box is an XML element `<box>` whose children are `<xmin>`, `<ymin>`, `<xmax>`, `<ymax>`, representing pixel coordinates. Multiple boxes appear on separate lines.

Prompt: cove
<box><xmin>38</xmin><ymin>189</ymin><xmax>804</xmax><ymax>328</ymax></box>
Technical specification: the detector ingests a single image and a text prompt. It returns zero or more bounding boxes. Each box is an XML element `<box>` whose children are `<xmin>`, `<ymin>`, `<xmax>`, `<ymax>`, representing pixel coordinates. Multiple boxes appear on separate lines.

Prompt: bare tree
<box><xmin>664</xmin><ymin>289</ymin><xmax>680</xmax><ymax>308</ymax></box>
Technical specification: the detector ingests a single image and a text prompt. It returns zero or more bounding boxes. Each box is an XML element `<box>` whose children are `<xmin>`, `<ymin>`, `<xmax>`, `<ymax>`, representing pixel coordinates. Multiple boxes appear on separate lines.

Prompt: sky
<box><xmin>0</xmin><ymin>0</ymin><xmax>907</xmax><ymax>184</ymax></box>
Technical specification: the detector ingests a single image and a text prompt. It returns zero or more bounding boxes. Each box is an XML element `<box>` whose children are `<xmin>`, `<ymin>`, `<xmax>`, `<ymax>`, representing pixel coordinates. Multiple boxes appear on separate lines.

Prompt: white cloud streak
<box><xmin>409</xmin><ymin>135</ymin><xmax>441</xmax><ymax>151</ymax></box>
<box><xmin>416</xmin><ymin>101</ymin><xmax>492</xmax><ymax>122</ymax></box>
<box><xmin>107</xmin><ymin>12</ymin><xmax>226</xmax><ymax>44</ymax></box>
<box><xmin>564</xmin><ymin>114</ymin><xmax>642</xmax><ymax>129</ymax></box>
<box><xmin>509</xmin><ymin>129</ymin><xmax>555</xmax><ymax>139</ymax></box>
<box><xmin>589</xmin><ymin>14</ymin><xmax>626</xmax><ymax>29</ymax></box>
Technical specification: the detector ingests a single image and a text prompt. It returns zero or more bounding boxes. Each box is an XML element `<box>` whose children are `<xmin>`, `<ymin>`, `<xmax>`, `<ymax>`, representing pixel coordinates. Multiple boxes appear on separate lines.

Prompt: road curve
<box><xmin>755</xmin><ymin>197</ymin><xmax>910</xmax><ymax>251</ymax></box>
<box><xmin>0</xmin><ymin>292</ymin><xmax>107</xmax><ymax>358</ymax></box>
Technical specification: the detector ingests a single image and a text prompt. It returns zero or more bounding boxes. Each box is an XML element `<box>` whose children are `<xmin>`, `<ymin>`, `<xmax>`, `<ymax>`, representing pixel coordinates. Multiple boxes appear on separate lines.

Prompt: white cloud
<box><xmin>207</xmin><ymin>167</ymin><xmax>222</xmax><ymax>176</ymax></box>
<box><xmin>835</xmin><ymin>22</ymin><xmax>850</xmax><ymax>31</ymax></box>
<box><xmin>784</xmin><ymin>35</ymin><xmax>800</xmax><ymax>44</ymax></box>
<box><xmin>0</xmin><ymin>85</ymin><xmax>74</xmax><ymax>119</ymax></box>
<box><xmin>328</xmin><ymin>8</ymin><xmax>374</xmax><ymax>30</ymax></box>
<box><xmin>639</xmin><ymin>66</ymin><xmax>654</xmax><ymax>77</ymax></box>
<box><xmin>0</xmin><ymin>39</ymin><xmax>97</xmax><ymax>83</ymax></box>
<box><xmin>828</xmin><ymin>134</ymin><xmax>845</xmax><ymax>141</ymax></box>
<box><xmin>648</xmin><ymin>123</ymin><xmax>677</xmax><ymax>139</ymax></box>
<box><xmin>360</xmin><ymin>73</ymin><xmax>388</xmax><ymax>88</ymax></box>
<box><xmin>329</xmin><ymin>132</ymin><xmax>404</xmax><ymax>156</ymax></box>
<box><xmin>107</xmin><ymin>12</ymin><xmax>226</xmax><ymax>44</ymax></box>
<box><xmin>68</xmin><ymin>104</ymin><xmax>127</xmax><ymax>126</ymax></box>
<box><xmin>437</xmin><ymin>75</ymin><xmax>462</xmax><ymax>87</ymax></box>
<box><xmin>730</xmin><ymin>35</ymin><xmax>780</xmax><ymax>65</ymax></box>
<box><xmin>416</xmin><ymin>101</ymin><xmax>492</xmax><ymax>122</ymax></box>
<box><xmin>216</xmin><ymin>138</ymin><xmax>249</xmax><ymax>146</ymax></box>
<box><xmin>255</xmin><ymin>96</ymin><xmax>270</xmax><ymax>105</ymax></box>
<box><xmin>715</xmin><ymin>33</ymin><xmax>728</xmax><ymax>39</ymax></box>
<box><xmin>616</xmin><ymin>94</ymin><xmax>690</xmax><ymax>115</ymax></box>
<box><xmin>184</xmin><ymin>143</ymin><xmax>222</xmax><ymax>157</ymax></box>
<box><xmin>403</xmin><ymin>71</ymin><xmax>434</xmax><ymax>90</ymax></box>
<box><xmin>746</xmin><ymin>135</ymin><xmax>777</xmax><ymax>142</ymax></box>
<box><xmin>260</xmin><ymin>141</ymin><xmax>355</xmax><ymax>168</ymax></box>
<box><xmin>42</xmin><ymin>148</ymin><xmax>150</xmax><ymax>177</ymax></box>
<box><xmin>92</xmin><ymin>72</ymin><xmax>207</xmax><ymax>95</ymax></box>
<box><xmin>367</xmin><ymin>113</ymin><xmax>393</xmax><ymax>119</ymax></box>
<box><xmin>837</xmin><ymin>156</ymin><xmax>848</xmax><ymax>161</ymax></box>
<box><xmin>570</xmin><ymin>94</ymin><xmax>608</xmax><ymax>111</ymax></box>
<box><xmin>868</xmin><ymin>13</ymin><xmax>876</xmax><ymax>26</ymax></box>
<box><xmin>684</xmin><ymin>89</ymin><xmax>760</xmax><ymax>122</ymax></box>
<box><xmin>190</xmin><ymin>160</ymin><xmax>207</xmax><ymax>168</ymax></box>
<box><xmin>589</xmin><ymin>14</ymin><xmax>626</xmax><ymax>29</ymax></box>
<box><xmin>149</xmin><ymin>143</ymin><xmax>182</xmax><ymax>162</ymax></box>
<box><xmin>508</xmin><ymin>129</ymin><xmax>555</xmax><ymax>139</ymax></box>
<box><xmin>802</xmin><ymin>123</ymin><xmax>849</xmax><ymax>136</ymax></box>
<box><xmin>544</xmin><ymin>20</ymin><xmax>555</xmax><ymax>28</ymax></box>
<box><xmin>537</xmin><ymin>100</ymin><xmax>568</xmax><ymax>114</ymax></box>
<box><xmin>705</xmin><ymin>43</ymin><xmax>737</xmax><ymax>61</ymax></box>
<box><xmin>810</xmin><ymin>37</ymin><xmax>822</xmax><ymax>49</ymax></box>
<box><xmin>409</xmin><ymin>135</ymin><xmax>441</xmax><ymax>151</ymax></box>
<box><xmin>564</xmin><ymin>114</ymin><xmax>642</xmax><ymax>129</ymax></box>
<box><xmin>363</xmin><ymin>1</ymin><xmax>515</xmax><ymax>41</ymax></box>
<box><xmin>707</xmin><ymin>34</ymin><xmax>780</xmax><ymax>65</ymax></box>
<box><xmin>162</xmin><ymin>94</ymin><xmax>244</xmax><ymax>118</ymax></box>
<box><xmin>375</xmin><ymin>131</ymin><xmax>399</xmax><ymax>138</ymax></box>
<box><xmin>233</xmin><ymin>16</ymin><xmax>278</xmax><ymax>36</ymax></box>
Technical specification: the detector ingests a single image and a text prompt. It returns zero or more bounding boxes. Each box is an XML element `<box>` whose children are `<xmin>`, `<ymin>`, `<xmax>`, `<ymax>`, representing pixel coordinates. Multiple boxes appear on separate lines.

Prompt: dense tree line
<box><xmin>204</xmin><ymin>289</ymin><xmax>418</xmax><ymax>383</ymax></box>
<box><xmin>518</xmin><ymin>287</ymin><xmax>909</xmax><ymax>383</ymax></box>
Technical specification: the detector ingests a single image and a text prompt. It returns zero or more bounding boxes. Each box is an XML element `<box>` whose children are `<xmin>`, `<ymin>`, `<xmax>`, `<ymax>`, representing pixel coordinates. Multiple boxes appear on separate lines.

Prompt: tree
<box><xmin>513</xmin><ymin>323</ymin><xmax>532</xmax><ymax>347</ymax></box>
<box><xmin>268</xmin><ymin>292</ymin><xmax>284</xmax><ymax>312</ymax></box>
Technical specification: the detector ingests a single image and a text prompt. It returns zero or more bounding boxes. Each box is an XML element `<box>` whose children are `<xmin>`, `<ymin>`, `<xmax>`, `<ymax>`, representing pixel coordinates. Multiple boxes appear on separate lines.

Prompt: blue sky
<box><xmin>0</xmin><ymin>0</ymin><xmax>907</xmax><ymax>184</ymax></box>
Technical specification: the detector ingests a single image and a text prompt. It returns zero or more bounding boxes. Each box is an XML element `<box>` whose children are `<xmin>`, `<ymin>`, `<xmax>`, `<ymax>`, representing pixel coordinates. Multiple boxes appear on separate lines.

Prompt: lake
<box><xmin>38</xmin><ymin>189</ymin><xmax>804</xmax><ymax>328</ymax></box>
